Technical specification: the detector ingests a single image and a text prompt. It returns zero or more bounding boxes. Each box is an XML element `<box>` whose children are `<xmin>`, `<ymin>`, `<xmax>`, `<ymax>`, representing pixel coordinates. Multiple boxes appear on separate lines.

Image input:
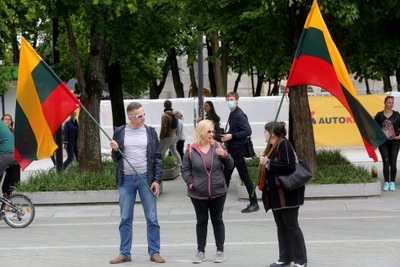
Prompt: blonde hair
<box><xmin>192</xmin><ymin>119</ymin><xmax>214</xmax><ymax>146</ymax></box>
<box><xmin>174</xmin><ymin>110</ymin><xmax>182</xmax><ymax>119</ymax></box>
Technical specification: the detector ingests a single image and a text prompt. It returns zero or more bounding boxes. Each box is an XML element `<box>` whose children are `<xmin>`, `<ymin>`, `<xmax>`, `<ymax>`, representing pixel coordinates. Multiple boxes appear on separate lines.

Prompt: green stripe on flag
<box><xmin>294</xmin><ymin>27</ymin><xmax>332</xmax><ymax>65</ymax></box>
<box><xmin>31</xmin><ymin>61</ymin><xmax>62</xmax><ymax>104</ymax></box>
<box><xmin>14</xmin><ymin>102</ymin><xmax>38</xmax><ymax>160</ymax></box>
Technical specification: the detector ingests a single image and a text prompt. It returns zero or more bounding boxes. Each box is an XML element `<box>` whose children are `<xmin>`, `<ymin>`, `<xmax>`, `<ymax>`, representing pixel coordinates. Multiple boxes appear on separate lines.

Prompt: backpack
<box><xmin>171</xmin><ymin>114</ymin><xmax>178</xmax><ymax>130</ymax></box>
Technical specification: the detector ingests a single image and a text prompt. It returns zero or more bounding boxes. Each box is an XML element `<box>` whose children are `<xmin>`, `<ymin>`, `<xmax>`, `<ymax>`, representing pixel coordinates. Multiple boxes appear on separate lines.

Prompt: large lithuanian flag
<box><xmin>15</xmin><ymin>36</ymin><xmax>81</xmax><ymax>169</ymax></box>
<box><xmin>286</xmin><ymin>0</ymin><xmax>387</xmax><ymax>161</ymax></box>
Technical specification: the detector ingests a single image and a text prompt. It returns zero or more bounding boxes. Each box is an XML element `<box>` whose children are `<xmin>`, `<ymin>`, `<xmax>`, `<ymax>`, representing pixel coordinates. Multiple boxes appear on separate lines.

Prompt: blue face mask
<box><xmin>227</xmin><ymin>101</ymin><xmax>235</xmax><ymax>109</ymax></box>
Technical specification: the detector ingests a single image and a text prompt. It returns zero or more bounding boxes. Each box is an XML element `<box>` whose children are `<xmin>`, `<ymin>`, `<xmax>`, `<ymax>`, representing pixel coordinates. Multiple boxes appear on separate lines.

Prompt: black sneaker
<box><xmin>270</xmin><ymin>261</ymin><xmax>291</xmax><ymax>267</ymax></box>
<box><xmin>241</xmin><ymin>203</ymin><xmax>259</xmax><ymax>213</ymax></box>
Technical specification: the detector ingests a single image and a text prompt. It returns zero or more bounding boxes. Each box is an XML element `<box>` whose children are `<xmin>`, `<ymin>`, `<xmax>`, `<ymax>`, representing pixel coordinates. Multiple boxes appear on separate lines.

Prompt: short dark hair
<box><xmin>384</xmin><ymin>95</ymin><xmax>394</xmax><ymax>104</ymax></box>
<box><xmin>126</xmin><ymin>102</ymin><xmax>142</xmax><ymax>113</ymax></box>
<box><xmin>164</xmin><ymin>100</ymin><xmax>172</xmax><ymax>109</ymax></box>
<box><xmin>264</xmin><ymin>121</ymin><xmax>287</xmax><ymax>138</ymax></box>
<box><xmin>226</xmin><ymin>91</ymin><xmax>239</xmax><ymax>100</ymax></box>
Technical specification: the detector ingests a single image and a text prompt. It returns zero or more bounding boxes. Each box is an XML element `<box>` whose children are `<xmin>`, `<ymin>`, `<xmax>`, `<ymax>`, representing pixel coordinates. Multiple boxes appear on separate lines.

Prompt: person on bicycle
<box><xmin>0</xmin><ymin>120</ymin><xmax>15</xmax><ymax>177</ymax></box>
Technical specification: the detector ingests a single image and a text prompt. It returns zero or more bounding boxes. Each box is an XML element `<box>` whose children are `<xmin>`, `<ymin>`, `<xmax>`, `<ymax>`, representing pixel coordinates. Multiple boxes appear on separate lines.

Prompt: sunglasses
<box><xmin>128</xmin><ymin>113</ymin><xmax>146</xmax><ymax>119</ymax></box>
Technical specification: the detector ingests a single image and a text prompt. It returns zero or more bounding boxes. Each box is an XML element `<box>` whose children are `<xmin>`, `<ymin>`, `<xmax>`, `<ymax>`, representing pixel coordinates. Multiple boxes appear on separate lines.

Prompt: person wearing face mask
<box><xmin>221</xmin><ymin>91</ymin><xmax>259</xmax><ymax>213</ymax></box>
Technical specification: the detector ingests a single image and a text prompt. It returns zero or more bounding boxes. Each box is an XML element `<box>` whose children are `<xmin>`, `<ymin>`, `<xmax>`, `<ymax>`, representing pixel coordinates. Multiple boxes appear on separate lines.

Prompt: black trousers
<box><xmin>2</xmin><ymin>163</ymin><xmax>21</xmax><ymax>196</ymax></box>
<box><xmin>272</xmin><ymin>207</ymin><xmax>307</xmax><ymax>265</ymax></box>
<box><xmin>176</xmin><ymin>140</ymin><xmax>185</xmax><ymax>160</ymax></box>
<box><xmin>191</xmin><ymin>194</ymin><xmax>226</xmax><ymax>252</ymax></box>
<box><xmin>224</xmin><ymin>145</ymin><xmax>257</xmax><ymax>204</ymax></box>
<box><xmin>378</xmin><ymin>140</ymin><xmax>400</xmax><ymax>182</ymax></box>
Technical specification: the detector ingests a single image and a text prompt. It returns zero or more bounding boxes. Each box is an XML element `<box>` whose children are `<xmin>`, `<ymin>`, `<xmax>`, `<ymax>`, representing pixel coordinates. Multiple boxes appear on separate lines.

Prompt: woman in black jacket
<box><xmin>259</xmin><ymin>122</ymin><xmax>307</xmax><ymax>267</ymax></box>
<box><xmin>374</xmin><ymin>95</ymin><xmax>400</xmax><ymax>191</ymax></box>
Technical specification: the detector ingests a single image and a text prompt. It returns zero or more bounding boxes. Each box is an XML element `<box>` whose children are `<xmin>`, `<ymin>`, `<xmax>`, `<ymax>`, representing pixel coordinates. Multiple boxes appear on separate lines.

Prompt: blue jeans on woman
<box><xmin>118</xmin><ymin>173</ymin><xmax>161</xmax><ymax>258</ymax></box>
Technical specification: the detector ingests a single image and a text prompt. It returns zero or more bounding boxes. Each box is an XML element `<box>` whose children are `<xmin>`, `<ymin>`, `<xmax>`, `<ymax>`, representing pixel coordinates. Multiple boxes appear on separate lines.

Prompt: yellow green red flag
<box><xmin>15</xmin><ymin>36</ymin><xmax>81</xmax><ymax>169</ymax></box>
<box><xmin>286</xmin><ymin>0</ymin><xmax>387</xmax><ymax>161</ymax></box>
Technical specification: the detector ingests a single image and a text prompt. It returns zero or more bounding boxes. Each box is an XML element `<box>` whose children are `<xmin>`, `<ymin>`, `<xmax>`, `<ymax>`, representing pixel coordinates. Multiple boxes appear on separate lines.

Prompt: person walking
<box><xmin>159</xmin><ymin>100</ymin><xmax>182</xmax><ymax>166</ymax></box>
<box><xmin>204</xmin><ymin>101</ymin><xmax>223</xmax><ymax>141</ymax></box>
<box><xmin>374</xmin><ymin>95</ymin><xmax>400</xmax><ymax>191</ymax></box>
<box><xmin>62</xmin><ymin>110</ymin><xmax>79</xmax><ymax>169</ymax></box>
<box><xmin>181</xmin><ymin>119</ymin><xmax>233</xmax><ymax>264</ymax></box>
<box><xmin>259</xmin><ymin>122</ymin><xmax>307</xmax><ymax>267</ymax></box>
<box><xmin>174</xmin><ymin>110</ymin><xmax>185</xmax><ymax>160</ymax></box>
<box><xmin>109</xmin><ymin>102</ymin><xmax>165</xmax><ymax>264</ymax></box>
<box><xmin>1</xmin><ymin>114</ymin><xmax>20</xmax><ymax>196</ymax></box>
<box><xmin>221</xmin><ymin>91</ymin><xmax>259</xmax><ymax>213</ymax></box>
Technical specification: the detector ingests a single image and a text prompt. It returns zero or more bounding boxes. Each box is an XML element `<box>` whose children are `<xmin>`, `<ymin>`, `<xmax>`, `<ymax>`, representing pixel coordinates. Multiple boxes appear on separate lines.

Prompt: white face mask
<box><xmin>226</xmin><ymin>101</ymin><xmax>235</xmax><ymax>109</ymax></box>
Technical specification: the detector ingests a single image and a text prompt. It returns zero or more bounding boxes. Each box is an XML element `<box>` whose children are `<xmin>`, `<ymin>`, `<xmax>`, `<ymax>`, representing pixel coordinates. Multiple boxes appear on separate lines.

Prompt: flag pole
<box><xmin>78</xmin><ymin>104</ymin><xmax>156</xmax><ymax>197</ymax></box>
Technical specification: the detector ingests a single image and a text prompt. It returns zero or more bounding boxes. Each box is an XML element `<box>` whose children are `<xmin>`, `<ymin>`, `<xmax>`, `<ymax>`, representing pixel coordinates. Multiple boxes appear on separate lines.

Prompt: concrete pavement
<box><xmin>2</xmin><ymin>147</ymin><xmax>399</xmax><ymax>266</ymax></box>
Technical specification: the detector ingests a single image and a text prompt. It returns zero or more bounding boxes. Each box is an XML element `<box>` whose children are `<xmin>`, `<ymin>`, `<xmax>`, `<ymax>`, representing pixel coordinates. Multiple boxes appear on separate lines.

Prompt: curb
<box><xmin>22</xmin><ymin>182</ymin><xmax>382</xmax><ymax>205</ymax></box>
<box><xmin>20</xmin><ymin>190</ymin><xmax>119</xmax><ymax>205</ymax></box>
<box><xmin>238</xmin><ymin>181</ymin><xmax>382</xmax><ymax>200</ymax></box>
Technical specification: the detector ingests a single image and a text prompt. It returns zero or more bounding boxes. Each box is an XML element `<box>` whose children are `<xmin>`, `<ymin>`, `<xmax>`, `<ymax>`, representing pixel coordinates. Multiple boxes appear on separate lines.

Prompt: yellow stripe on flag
<box><xmin>17</xmin><ymin>37</ymin><xmax>57</xmax><ymax>159</ymax></box>
<box><xmin>305</xmin><ymin>0</ymin><xmax>358</xmax><ymax>99</ymax></box>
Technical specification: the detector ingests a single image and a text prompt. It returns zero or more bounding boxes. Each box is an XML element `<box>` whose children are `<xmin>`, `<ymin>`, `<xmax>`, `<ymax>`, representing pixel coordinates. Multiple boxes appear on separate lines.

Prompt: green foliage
<box><xmin>162</xmin><ymin>155</ymin><xmax>179</xmax><ymax>169</ymax></box>
<box><xmin>14</xmin><ymin>161</ymin><xmax>117</xmax><ymax>192</ymax></box>
<box><xmin>312</xmin><ymin>149</ymin><xmax>375</xmax><ymax>184</ymax></box>
<box><xmin>245</xmin><ymin>156</ymin><xmax>260</xmax><ymax>167</ymax></box>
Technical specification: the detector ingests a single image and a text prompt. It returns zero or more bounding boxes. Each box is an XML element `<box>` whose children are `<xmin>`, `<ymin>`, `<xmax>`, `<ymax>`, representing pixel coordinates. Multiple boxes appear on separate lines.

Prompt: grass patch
<box><xmin>15</xmin><ymin>161</ymin><xmax>117</xmax><ymax>192</ymax></box>
<box><xmin>311</xmin><ymin>149</ymin><xmax>376</xmax><ymax>184</ymax></box>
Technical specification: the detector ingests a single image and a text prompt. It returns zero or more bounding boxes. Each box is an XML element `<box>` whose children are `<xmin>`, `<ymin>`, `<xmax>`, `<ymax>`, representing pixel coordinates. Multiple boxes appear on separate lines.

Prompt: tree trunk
<box><xmin>149</xmin><ymin>59</ymin><xmax>170</xmax><ymax>99</ymax></box>
<box><xmin>206</xmin><ymin>39</ymin><xmax>216</xmax><ymax>96</ymax></box>
<box><xmin>288</xmin><ymin>85</ymin><xmax>317</xmax><ymax>172</ymax></box>
<box><xmin>209</xmin><ymin>32</ymin><xmax>225</xmax><ymax>96</ymax></box>
<box><xmin>107</xmin><ymin>63</ymin><xmax>126</xmax><ymax>127</ymax></box>
<box><xmin>364</xmin><ymin>78</ymin><xmax>371</xmax><ymax>95</ymax></box>
<box><xmin>382</xmin><ymin>73</ymin><xmax>392</xmax><ymax>92</ymax></box>
<box><xmin>168</xmin><ymin>47</ymin><xmax>184</xmax><ymax>98</ymax></box>
<box><xmin>189</xmin><ymin>63</ymin><xmax>198</xmax><ymax>97</ymax></box>
<box><xmin>221</xmin><ymin>42</ymin><xmax>229</xmax><ymax>91</ymax></box>
<box><xmin>64</xmin><ymin>15</ymin><xmax>104</xmax><ymax>173</ymax></box>
<box><xmin>11</xmin><ymin>35</ymin><xmax>19</xmax><ymax>64</ymax></box>
<box><xmin>250</xmin><ymin>68</ymin><xmax>255</xmax><ymax>96</ymax></box>
<box><xmin>271</xmin><ymin>77</ymin><xmax>280</xmax><ymax>96</ymax></box>
<box><xmin>233</xmin><ymin>70</ymin><xmax>242</xmax><ymax>92</ymax></box>
<box><xmin>255</xmin><ymin>73</ymin><xmax>264</xmax><ymax>96</ymax></box>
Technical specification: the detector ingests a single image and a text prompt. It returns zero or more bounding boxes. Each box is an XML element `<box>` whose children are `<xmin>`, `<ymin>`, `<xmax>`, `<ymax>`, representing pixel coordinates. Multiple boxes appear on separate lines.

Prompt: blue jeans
<box><xmin>118</xmin><ymin>173</ymin><xmax>160</xmax><ymax>258</ymax></box>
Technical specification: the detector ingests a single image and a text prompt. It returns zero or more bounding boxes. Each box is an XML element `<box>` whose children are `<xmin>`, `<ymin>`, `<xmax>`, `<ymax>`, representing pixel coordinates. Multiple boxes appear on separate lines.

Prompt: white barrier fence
<box><xmin>100</xmin><ymin>96</ymin><xmax>289</xmax><ymax>154</ymax></box>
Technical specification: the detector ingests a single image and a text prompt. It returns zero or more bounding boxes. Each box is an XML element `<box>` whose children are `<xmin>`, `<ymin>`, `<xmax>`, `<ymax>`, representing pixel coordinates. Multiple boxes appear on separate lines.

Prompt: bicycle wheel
<box><xmin>1</xmin><ymin>193</ymin><xmax>35</xmax><ymax>228</ymax></box>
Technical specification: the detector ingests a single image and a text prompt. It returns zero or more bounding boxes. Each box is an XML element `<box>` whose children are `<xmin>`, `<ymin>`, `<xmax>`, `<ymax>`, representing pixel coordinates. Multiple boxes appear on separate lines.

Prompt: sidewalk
<box><xmin>4</xmin><ymin>147</ymin><xmax>400</xmax><ymax>267</ymax></box>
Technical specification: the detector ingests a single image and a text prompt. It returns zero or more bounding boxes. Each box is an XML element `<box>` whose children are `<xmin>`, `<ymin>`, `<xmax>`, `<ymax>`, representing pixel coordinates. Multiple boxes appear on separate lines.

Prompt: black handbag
<box><xmin>245</xmin><ymin>136</ymin><xmax>256</xmax><ymax>158</ymax></box>
<box><xmin>276</xmin><ymin>158</ymin><xmax>312</xmax><ymax>191</ymax></box>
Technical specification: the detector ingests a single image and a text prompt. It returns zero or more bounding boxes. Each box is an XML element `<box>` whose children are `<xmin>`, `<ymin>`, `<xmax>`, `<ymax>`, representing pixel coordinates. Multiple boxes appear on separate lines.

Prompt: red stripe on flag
<box><xmin>288</xmin><ymin>56</ymin><xmax>347</xmax><ymax>101</ymax></box>
<box><xmin>14</xmin><ymin>149</ymin><xmax>33</xmax><ymax>171</ymax></box>
<box><xmin>41</xmin><ymin>83</ymin><xmax>80</xmax><ymax>133</ymax></box>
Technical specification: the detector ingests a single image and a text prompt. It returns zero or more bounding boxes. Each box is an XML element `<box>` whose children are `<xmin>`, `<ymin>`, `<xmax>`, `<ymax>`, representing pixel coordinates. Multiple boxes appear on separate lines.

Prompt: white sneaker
<box><xmin>192</xmin><ymin>251</ymin><xmax>205</xmax><ymax>264</ymax></box>
<box><xmin>214</xmin><ymin>251</ymin><xmax>225</xmax><ymax>263</ymax></box>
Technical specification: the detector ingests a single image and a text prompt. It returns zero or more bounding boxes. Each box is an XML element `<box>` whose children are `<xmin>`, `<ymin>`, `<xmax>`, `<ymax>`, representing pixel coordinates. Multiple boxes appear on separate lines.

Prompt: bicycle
<box><xmin>0</xmin><ymin>169</ymin><xmax>35</xmax><ymax>228</ymax></box>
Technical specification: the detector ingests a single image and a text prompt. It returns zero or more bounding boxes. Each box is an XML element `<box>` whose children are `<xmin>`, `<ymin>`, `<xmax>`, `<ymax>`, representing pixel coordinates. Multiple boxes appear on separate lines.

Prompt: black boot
<box><xmin>241</xmin><ymin>202</ymin><xmax>259</xmax><ymax>213</ymax></box>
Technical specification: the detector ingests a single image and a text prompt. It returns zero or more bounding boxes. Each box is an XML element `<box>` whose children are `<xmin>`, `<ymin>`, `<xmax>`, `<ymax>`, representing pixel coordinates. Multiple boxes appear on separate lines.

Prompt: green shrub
<box><xmin>311</xmin><ymin>149</ymin><xmax>375</xmax><ymax>184</ymax></box>
<box><xmin>162</xmin><ymin>155</ymin><xmax>179</xmax><ymax>169</ymax></box>
<box><xmin>15</xmin><ymin>161</ymin><xmax>117</xmax><ymax>192</ymax></box>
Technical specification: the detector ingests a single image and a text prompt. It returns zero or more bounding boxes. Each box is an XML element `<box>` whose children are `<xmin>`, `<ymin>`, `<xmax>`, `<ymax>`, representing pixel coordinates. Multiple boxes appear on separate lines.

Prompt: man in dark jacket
<box><xmin>221</xmin><ymin>92</ymin><xmax>259</xmax><ymax>213</ymax></box>
<box><xmin>109</xmin><ymin>102</ymin><xmax>165</xmax><ymax>264</ymax></box>
<box><xmin>62</xmin><ymin>110</ymin><xmax>79</xmax><ymax>169</ymax></box>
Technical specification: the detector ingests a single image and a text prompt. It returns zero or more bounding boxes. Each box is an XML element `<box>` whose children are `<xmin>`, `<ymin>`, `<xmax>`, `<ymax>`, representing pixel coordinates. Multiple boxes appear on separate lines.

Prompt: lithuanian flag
<box><xmin>286</xmin><ymin>0</ymin><xmax>387</xmax><ymax>161</ymax></box>
<box><xmin>15</xmin><ymin>36</ymin><xmax>81</xmax><ymax>169</ymax></box>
